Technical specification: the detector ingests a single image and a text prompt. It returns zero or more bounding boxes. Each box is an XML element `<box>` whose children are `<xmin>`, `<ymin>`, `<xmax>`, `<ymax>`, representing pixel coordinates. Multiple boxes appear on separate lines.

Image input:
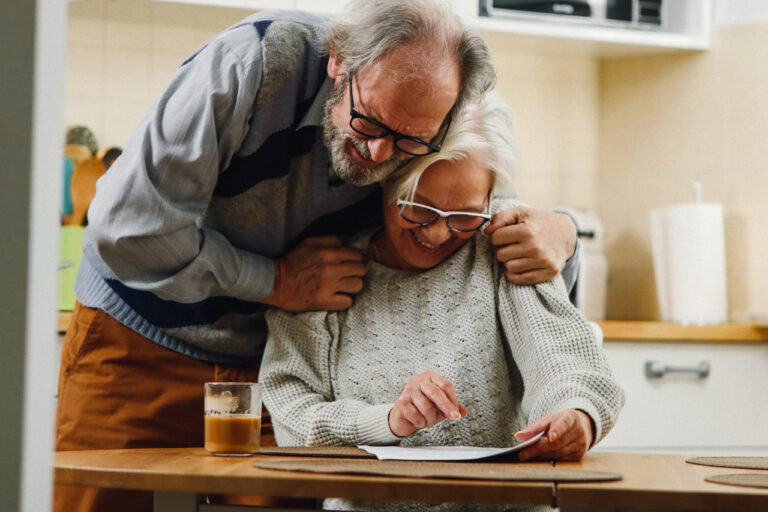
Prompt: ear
<box><xmin>327</xmin><ymin>50</ymin><xmax>344</xmax><ymax>83</ymax></box>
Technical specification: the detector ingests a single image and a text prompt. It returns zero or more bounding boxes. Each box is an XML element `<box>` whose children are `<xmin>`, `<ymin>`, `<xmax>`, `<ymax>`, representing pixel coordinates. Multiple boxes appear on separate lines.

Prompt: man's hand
<box><xmin>514</xmin><ymin>409</ymin><xmax>595</xmax><ymax>462</ymax></box>
<box><xmin>388</xmin><ymin>371</ymin><xmax>467</xmax><ymax>438</ymax></box>
<box><xmin>262</xmin><ymin>236</ymin><xmax>366</xmax><ymax>312</ymax></box>
<box><xmin>484</xmin><ymin>206</ymin><xmax>577</xmax><ymax>285</ymax></box>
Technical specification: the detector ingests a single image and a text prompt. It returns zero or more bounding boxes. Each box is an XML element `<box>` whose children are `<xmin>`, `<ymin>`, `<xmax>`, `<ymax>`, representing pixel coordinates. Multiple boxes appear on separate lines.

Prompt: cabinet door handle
<box><xmin>644</xmin><ymin>360</ymin><xmax>710</xmax><ymax>379</ymax></box>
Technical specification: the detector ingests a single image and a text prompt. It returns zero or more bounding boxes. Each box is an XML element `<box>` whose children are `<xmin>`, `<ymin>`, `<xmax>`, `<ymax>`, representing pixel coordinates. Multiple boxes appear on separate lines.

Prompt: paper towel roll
<box><xmin>649</xmin><ymin>209</ymin><xmax>670</xmax><ymax>320</ymax></box>
<box><xmin>650</xmin><ymin>202</ymin><xmax>728</xmax><ymax>324</ymax></box>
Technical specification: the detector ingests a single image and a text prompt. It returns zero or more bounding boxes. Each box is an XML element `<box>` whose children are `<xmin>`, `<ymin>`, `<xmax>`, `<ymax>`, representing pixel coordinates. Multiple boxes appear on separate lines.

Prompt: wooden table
<box><xmin>54</xmin><ymin>448</ymin><xmax>768</xmax><ymax>511</ymax></box>
<box><xmin>557</xmin><ymin>452</ymin><xmax>768</xmax><ymax>511</ymax></box>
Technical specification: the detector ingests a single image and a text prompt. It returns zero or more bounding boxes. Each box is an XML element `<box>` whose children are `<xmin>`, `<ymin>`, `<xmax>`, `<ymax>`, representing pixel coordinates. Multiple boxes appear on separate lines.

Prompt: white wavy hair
<box><xmin>388</xmin><ymin>93</ymin><xmax>517</xmax><ymax>203</ymax></box>
<box><xmin>325</xmin><ymin>0</ymin><xmax>495</xmax><ymax>110</ymax></box>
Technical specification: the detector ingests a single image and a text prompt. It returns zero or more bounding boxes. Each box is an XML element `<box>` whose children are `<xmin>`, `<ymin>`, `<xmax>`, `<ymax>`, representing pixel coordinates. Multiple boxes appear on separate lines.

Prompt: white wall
<box><xmin>714</xmin><ymin>0</ymin><xmax>768</xmax><ymax>26</ymax></box>
<box><xmin>598</xmin><ymin>12</ymin><xmax>768</xmax><ymax>319</ymax></box>
<box><xmin>65</xmin><ymin>0</ymin><xmax>254</xmax><ymax>149</ymax></box>
<box><xmin>0</xmin><ymin>0</ymin><xmax>65</xmax><ymax>510</ymax></box>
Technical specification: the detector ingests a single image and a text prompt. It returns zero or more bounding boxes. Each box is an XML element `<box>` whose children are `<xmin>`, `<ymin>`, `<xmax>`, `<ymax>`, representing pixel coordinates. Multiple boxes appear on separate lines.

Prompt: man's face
<box><xmin>323</xmin><ymin>50</ymin><xmax>460</xmax><ymax>186</ymax></box>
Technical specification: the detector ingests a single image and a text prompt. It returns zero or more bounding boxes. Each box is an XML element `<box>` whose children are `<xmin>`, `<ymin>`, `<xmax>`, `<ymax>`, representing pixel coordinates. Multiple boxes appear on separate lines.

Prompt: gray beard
<box><xmin>322</xmin><ymin>81</ymin><xmax>408</xmax><ymax>186</ymax></box>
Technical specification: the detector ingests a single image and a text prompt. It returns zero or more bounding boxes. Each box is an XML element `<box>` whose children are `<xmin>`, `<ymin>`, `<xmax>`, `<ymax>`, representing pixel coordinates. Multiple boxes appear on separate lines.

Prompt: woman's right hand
<box><xmin>388</xmin><ymin>370</ymin><xmax>467</xmax><ymax>438</ymax></box>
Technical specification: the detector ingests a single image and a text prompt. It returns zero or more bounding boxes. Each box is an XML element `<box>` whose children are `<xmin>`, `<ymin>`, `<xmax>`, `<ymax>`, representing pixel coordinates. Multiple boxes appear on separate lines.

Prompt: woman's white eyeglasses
<box><xmin>397</xmin><ymin>200</ymin><xmax>491</xmax><ymax>233</ymax></box>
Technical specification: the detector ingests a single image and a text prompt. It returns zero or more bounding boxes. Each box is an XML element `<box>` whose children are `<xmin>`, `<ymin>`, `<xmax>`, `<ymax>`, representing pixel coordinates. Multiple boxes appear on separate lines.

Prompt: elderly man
<box><xmin>54</xmin><ymin>2</ymin><xmax>579</xmax><ymax>511</ymax></box>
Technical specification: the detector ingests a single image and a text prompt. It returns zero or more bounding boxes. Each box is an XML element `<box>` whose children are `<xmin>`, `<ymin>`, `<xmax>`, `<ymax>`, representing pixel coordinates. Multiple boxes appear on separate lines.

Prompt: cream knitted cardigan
<box><xmin>260</xmin><ymin>229</ymin><xmax>624</xmax><ymax>452</ymax></box>
<box><xmin>260</xmin><ymin>230</ymin><xmax>624</xmax><ymax>511</ymax></box>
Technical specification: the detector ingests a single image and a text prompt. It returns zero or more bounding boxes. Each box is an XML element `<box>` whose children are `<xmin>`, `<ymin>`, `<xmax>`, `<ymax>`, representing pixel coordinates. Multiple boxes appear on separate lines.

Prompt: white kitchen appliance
<box><xmin>560</xmin><ymin>208</ymin><xmax>608</xmax><ymax>321</ymax></box>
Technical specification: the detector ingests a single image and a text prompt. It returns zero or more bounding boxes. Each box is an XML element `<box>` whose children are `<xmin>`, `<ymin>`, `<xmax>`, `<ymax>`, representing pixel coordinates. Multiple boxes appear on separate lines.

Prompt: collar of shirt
<box><xmin>295</xmin><ymin>76</ymin><xmax>342</xmax><ymax>184</ymax></box>
<box><xmin>296</xmin><ymin>76</ymin><xmax>343</xmax><ymax>184</ymax></box>
<box><xmin>297</xmin><ymin>75</ymin><xmax>331</xmax><ymax>130</ymax></box>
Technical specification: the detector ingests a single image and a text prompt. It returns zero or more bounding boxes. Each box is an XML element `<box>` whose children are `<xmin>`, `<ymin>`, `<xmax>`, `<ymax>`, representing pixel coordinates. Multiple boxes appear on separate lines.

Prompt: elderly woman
<box><xmin>259</xmin><ymin>94</ymin><xmax>624</xmax><ymax>511</ymax></box>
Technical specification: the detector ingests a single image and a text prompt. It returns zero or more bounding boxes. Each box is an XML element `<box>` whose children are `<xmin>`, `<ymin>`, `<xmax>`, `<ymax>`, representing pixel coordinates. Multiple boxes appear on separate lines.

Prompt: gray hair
<box><xmin>388</xmin><ymin>92</ymin><xmax>517</xmax><ymax>202</ymax></box>
<box><xmin>325</xmin><ymin>0</ymin><xmax>496</xmax><ymax>110</ymax></box>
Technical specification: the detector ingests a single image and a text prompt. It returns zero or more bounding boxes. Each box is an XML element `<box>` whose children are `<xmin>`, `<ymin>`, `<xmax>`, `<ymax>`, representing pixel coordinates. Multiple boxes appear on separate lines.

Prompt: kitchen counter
<box><xmin>59</xmin><ymin>311</ymin><xmax>71</xmax><ymax>334</ymax></box>
<box><xmin>598</xmin><ymin>321</ymin><xmax>768</xmax><ymax>342</ymax></box>
<box><xmin>57</xmin><ymin>312</ymin><xmax>768</xmax><ymax>342</ymax></box>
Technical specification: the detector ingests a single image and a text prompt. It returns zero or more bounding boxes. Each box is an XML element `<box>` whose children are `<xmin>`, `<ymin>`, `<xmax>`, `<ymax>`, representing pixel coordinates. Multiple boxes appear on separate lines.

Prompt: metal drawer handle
<box><xmin>644</xmin><ymin>360</ymin><xmax>710</xmax><ymax>379</ymax></box>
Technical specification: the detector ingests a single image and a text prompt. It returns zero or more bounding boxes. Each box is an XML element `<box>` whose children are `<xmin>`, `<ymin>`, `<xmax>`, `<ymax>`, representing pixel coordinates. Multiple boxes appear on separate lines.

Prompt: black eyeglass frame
<box><xmin>396</xmin><ymin>199</ymin><xmax>492</xmax><ymax>233</ymax></box>
<box><xmin>348</xmin><ymin>74</ymin><xmax>453</xmax><ymax>156</ymax></box>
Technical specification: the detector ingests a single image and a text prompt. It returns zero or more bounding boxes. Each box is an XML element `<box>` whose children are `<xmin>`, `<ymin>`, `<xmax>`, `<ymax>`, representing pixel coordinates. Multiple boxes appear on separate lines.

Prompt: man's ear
<box><xmin>327</xmin><ymin>50</ymin><xmax>343</xmax><ymax>82</ymax></box>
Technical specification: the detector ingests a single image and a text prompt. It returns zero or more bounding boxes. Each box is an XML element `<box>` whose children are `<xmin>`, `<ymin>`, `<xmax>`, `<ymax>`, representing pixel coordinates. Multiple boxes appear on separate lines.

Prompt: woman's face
<box><xmin>380</xmin><ymin>157</ymin><xmax>492</xmax><ymax>271</ymax></box>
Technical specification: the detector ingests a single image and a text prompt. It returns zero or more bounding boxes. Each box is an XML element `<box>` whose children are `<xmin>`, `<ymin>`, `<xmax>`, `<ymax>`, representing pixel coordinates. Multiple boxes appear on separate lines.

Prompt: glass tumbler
<box><xmin>204</xmin><ymin>382</ymin><xmax>262</xmax><ymax>456</ymax></box>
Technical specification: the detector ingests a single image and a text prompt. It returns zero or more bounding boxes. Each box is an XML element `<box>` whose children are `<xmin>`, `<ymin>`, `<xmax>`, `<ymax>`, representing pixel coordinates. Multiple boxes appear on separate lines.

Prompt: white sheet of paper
<box><xmin>358</xmin><ymin>431</ymin><xmax>545</xmax><ymax>461</ymax></box>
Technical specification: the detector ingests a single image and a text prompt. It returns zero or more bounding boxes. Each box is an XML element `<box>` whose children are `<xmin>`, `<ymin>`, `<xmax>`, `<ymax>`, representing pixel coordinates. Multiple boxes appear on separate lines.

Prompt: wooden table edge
<box><xmin>555</xmin><ymin>485</ymin><xmax>768</xmax><ymax>512</ymax></box>
<box><xmin>554</xmin><ymin>453</ymin><xmax>768</xmax><ymax>512</ymax></box>
<box><xmin>54</xmin><ymin>450</ymin><xmax>555</xmax><ymax>506</ymax></box>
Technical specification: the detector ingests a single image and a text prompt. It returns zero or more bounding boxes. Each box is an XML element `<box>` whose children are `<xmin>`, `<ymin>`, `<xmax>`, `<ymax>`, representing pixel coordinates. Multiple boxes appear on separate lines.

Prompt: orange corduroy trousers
<box><xmin>54</xmin><ymin>302</ymin><xmax>312</xmax><ymax>512</ymax></box>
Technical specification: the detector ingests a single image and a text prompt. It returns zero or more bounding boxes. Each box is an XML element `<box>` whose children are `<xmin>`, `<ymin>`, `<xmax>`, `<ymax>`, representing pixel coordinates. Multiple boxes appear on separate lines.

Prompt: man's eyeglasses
<box><xmin>397</xmin><ymin>200</ymin><xmax>491</xmax><ymax>233</ymax></box>
<box><xmin>348</xmin><ymin>74</ymin><xmax>452</xmax><ymax>156</ymax></box>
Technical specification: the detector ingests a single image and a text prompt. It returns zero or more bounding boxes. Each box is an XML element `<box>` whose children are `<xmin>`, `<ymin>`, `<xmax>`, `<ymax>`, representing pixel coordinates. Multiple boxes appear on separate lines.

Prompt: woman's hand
<box><xmin>514</xmin><ymin>409</ymin><xmax>595</xmax><ymax>461</ymax></box>
<box><xmin>388</xmin><ymin>371</ymin><xmax>467</xmax><ymax>438</ymax></box>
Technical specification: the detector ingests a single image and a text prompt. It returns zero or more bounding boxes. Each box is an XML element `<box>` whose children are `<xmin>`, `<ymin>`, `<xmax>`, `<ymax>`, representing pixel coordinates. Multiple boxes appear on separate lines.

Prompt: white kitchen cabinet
<box><xmin>472</xmin><ymin>0</ymin><xmax>711</xmax><ymax>54</ymax></box>
<box><xmin>293</xmin><ymin>0</ymin><xmax>711</xmax><ymax>56</ymax></box>
<box><xmin>598</xmin><ymin>340</ymin><xmax>768</xmax><ymax>455</ymax></box>
<box><xmin>146</xmin><ymin>0</ymin><xmax>711</xmax><ymax>56</ymax></box>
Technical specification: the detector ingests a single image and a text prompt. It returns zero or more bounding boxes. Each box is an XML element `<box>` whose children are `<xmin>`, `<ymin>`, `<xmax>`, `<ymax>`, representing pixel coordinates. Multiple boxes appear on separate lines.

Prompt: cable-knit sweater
<box><xmin>260</xmin><ymin>228</ymin><xmax>624</xmax><ymax>511</ymax></box>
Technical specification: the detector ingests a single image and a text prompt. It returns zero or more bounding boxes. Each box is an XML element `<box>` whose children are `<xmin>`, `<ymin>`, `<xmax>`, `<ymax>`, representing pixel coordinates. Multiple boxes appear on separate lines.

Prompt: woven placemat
<box><xmin>706</xmin><ymin>473</ymin><xmax>768</xmax><ymax>489</ymax></box>
<box><xmin>686</xmin><ymin>457</ymin><xmax>768</xmax><ymax>470</ymax></box>
<box><xmin>255</xmin><ymin>446</ymin><xmax>374</xmax><ymax>459</ymax></box>
<box><xmin>255</xmin><ymin>458</ymin><xmax>622</xmax><ymax>482</ymax></box>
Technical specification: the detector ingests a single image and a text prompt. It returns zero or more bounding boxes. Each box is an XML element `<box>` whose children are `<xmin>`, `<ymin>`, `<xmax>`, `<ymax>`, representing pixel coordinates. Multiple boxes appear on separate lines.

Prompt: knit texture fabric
<box><xmin>261</xmin><ymin>229</ymin><xmax>624</xmax><ymax>512</ymax></box>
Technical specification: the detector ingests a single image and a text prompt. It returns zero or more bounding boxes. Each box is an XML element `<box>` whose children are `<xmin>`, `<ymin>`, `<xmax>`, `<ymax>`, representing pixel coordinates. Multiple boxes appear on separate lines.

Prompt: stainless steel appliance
<box><xmin>480</xmin><ymin>0</ymin><xmax>664</xmax><ymax>29</ymax></box>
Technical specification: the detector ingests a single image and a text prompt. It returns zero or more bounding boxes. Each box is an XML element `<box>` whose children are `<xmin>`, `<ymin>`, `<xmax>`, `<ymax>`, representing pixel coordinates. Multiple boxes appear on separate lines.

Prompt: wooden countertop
<box><xmin>53</xmin><ymin>448</ymin><xmax>768</xmax><ymax>511</ymax></box>
<box><xmin>57</xmin><ymin>312</ymin><xmax>768</xmax><ymax>342</ymax></box>
<box><xmin>597</xmin><ymin>321</ymin><xmax>768</xmax><ymax>342</ymax></box>
<box><xmin>58</xmin><ymin>311</ymin><xmax>72</xmax><ymax>334</ymax></box>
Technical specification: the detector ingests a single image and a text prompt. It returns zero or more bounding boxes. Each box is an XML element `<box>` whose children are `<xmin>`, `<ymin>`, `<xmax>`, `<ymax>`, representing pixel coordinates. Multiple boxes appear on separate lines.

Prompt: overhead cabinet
<box><xmin>475</xmin><ymin>0</ymin><xmax>712</xmax><ymax>56</ymax></box>
<box><xmin>149</xmin><ymin>0</ymin><xmax>711</xmax><ymax>56</ymax></box>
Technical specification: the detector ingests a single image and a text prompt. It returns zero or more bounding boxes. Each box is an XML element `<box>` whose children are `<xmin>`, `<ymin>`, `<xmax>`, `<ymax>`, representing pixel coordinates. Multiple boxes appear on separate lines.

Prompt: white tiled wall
<box><xmin>65</xmin><ymin>0</ymin><xmax>254</xmax><ymax>148</ymax></box>
<box><xmin>486</xmin><ymin>39</ymin><xmax>599</xmax><ymax>211</ymax></box>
